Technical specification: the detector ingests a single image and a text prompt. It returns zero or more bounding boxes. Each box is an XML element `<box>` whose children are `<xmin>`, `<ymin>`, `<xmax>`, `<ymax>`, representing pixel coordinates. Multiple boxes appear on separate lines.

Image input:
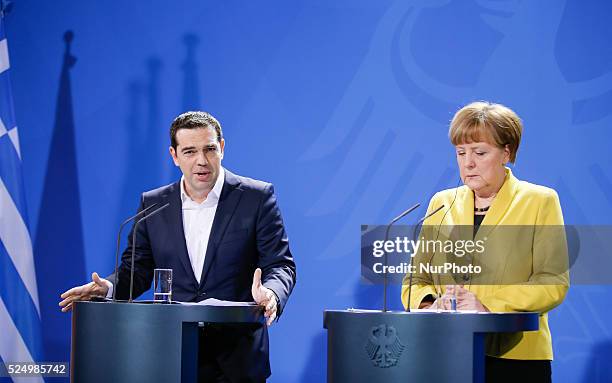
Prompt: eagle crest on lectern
<box><xmin>365</xmin><ymin>324</ymin><xmax>405</xmax><ymax>368</ymax></box>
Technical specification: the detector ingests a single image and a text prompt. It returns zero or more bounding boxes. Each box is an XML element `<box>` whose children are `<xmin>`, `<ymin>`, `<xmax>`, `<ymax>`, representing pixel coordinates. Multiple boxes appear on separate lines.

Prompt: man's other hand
<box><xmin>59</xmin><ymin>272</ymin><xmax>111</xmax><ymax>312</ymax></box>
<box><xmin>251</xmin><ymin>268</ymin><xmax>278</xmax><ymax>326</ymax></box>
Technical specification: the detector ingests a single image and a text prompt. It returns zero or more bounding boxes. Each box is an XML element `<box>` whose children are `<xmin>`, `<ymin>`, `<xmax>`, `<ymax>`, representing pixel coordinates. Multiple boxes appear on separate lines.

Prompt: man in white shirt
<box><xmin>60</xmin><ymin>111</ymin><xmax>296</xmax><ymax>382</ymax></box>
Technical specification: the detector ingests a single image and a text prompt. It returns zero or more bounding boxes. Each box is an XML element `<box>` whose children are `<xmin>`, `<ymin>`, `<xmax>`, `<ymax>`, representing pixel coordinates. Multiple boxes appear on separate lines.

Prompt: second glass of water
<box><xmin>153</xmin><ymin>268</ymin><xmax>172</xmax><ymax>303</ymax></box>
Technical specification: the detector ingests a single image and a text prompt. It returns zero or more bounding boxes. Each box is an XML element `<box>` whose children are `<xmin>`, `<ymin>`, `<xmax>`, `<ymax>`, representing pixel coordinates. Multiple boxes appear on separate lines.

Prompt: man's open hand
<box><xmin>251</xmin><ymin>268</ymin><xmax>278</xmax><ymax>326</ymax></box>
<box><xmin>59</xmin><ymin>272</ymin><xmax>111</xmax><ymax>312</ymax></box>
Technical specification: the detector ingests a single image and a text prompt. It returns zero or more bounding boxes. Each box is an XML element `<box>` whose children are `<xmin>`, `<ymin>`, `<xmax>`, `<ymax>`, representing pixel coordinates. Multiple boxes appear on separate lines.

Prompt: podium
<box><xmin>71</xmin><ymin>301</ymin><xmax>263</xmax><ymax>383</ymax></box>
<box><xmin>324</xmin><ymin>310</ymin><xmax>539</xmax><ymax>383</ymax></box>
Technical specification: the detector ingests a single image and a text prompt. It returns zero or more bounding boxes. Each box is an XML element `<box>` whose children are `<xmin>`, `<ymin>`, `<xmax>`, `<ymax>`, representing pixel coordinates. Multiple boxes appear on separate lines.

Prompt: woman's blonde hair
<box><xmin>449</xmin><ymin>101</ymin><xmax>523</xmax><ymax>163</ymax></box>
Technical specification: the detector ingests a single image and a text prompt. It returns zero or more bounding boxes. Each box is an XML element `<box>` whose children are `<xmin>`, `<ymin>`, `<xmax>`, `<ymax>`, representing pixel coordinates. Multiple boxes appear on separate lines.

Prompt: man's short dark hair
<box><xmin>170</xmin><ymin>111</ymin><xmax>223</xmax><ymax>149</ymax></box>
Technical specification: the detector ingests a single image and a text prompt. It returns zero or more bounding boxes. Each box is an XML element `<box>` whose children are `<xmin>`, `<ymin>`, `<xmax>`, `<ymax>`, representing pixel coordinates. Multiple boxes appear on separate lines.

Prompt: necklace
<box><xmin>474</xmin><ymin>206</ymin><xmax>490</xmax><ymax>212</ymax></box>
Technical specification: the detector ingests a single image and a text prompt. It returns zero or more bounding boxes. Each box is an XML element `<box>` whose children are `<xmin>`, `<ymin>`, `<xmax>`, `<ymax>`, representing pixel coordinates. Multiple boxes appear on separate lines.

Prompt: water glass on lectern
<box><xmin>153</xmin><ymin>268</ymin><xmax>172</xmax><ymax>303</ymax></box>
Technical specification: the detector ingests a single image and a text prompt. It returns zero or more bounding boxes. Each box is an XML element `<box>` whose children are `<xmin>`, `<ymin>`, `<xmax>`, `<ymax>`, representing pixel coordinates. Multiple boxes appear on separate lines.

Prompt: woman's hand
<box><xmin>440</xmin><ymin>285</ymin><xmax>489</xmax><ymax>312</ymax></box>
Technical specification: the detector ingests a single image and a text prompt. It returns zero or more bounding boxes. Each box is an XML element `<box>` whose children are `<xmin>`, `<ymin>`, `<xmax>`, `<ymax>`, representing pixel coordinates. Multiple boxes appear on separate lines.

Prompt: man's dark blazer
<box><xmin>109</xmin><ymin>169</ymin><xmax>296</xmax><ymax>381</ymax></box>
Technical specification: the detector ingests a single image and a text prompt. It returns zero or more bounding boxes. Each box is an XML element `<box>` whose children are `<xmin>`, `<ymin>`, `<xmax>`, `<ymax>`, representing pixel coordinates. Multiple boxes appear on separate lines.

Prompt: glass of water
<box><xmin>153</xmin><ymin>268</ymin><xmax>172</xmax><ymax>303</ymax></box>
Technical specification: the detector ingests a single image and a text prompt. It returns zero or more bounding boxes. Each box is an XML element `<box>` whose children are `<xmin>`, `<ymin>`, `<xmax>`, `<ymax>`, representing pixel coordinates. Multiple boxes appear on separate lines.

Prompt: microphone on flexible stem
<box><xmin>406</xmin><ymin>204</ymin><xmax>445</xmax><ymax>312</ymax></box>
<box><xmin>112</xmin><ymin>203</ymin><xmax>159</xmax><ymax>301</ymax></box>
<box><xmin>383</xmin><ymin>203</ymin><xmax>420</xmax><ymax>312</ymax></box>
<box><xmin>128</xmin><ymin>202</ymin><xmax>170</xmax><ymax>302</ymax></box>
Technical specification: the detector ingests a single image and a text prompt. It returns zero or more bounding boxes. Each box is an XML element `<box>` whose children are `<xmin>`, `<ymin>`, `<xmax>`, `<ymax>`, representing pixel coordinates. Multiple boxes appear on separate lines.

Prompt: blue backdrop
<box><xmin>4</xmin><ymin>0</ymin><xmax>612</xmax><ymax>381</ymax></box>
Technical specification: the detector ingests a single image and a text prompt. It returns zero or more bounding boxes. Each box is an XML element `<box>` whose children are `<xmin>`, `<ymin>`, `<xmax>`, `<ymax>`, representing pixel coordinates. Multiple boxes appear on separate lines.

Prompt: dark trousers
<box><xmin>485</xmin><ymin>356</ymin><xmax>552</xmax><ymax>383</ymax></box>
<box><xmin>198</xmin><ymin>355</ymin><xmax>266</xmax><ymax>383</ymax></box>
<box><xmin>199</xmin><ymin>357</ymin><xmax>230</xmax><ymax>383</ymax></box>
<box><xmin>198</xmin><ymin>327</ymin><xmax>267</xmax><ymax>383</ymax></box>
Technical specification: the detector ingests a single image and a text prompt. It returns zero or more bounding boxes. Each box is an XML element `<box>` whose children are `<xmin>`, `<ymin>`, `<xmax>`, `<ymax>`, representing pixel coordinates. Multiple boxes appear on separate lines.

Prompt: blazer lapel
<box><xmin>199</xmin><ymin>170</ymin><xmax>244</xmax><ymax>287</ymax></box>
<box><xmin>476</xmin><ymin>168</ymin><xmax>520</xmax><ymax>240</ymax></box>
<box><xmin>436</xmin><ymin>186</ymin><xmax>474</xmax><ymax>246</ymax></box>
<box><xmin>453</xmin><ymin>186</ymin><xmax>475</xmax><ymax>226</ymax></box>
<box><xmin>163</xmin><ymin>182</ymin><xmax>198</xmax><ymax>285</ymax></box>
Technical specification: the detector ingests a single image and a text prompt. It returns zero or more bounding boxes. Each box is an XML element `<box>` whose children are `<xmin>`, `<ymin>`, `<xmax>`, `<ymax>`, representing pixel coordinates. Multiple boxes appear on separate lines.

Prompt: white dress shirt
<box><xmin>105</xmin><ymin>168</ymin><xmax>225</xmax><ymax>298</ymax></box>
<box><xmin>180</xmin><ymin>167</ymin><xmax>225</xmax><ymax>284</ymax></box>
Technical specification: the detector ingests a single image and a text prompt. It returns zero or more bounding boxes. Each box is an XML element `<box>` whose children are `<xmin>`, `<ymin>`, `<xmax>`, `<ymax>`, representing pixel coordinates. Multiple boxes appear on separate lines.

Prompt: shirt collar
<box><xmin>180</xmin><ymin>167</ymin><xmax>225</xmax><ymax>206</ymax></box>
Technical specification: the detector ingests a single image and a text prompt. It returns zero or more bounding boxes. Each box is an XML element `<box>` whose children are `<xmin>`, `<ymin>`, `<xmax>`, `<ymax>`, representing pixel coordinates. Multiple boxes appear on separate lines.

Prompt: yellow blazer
<box><xmin>401</xmin><ymin>168</ymin><xmax>569</xmax><ymax>360</ymax></box>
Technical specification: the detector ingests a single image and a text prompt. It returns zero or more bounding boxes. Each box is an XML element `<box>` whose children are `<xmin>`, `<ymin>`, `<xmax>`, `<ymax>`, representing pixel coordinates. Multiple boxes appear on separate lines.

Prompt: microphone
<box><xmin>383</xmin><ymin>203</ymin><xmax>420</xmax><ymax>312</ymax></box>
<box><xmin>406</xmin><ymin>204</ymin><xmax>445</xmax><ymax>312</ymax></box>
<box><xmin>128</xmin><ymin>202</ymin><xmax>170</xmax><ymax>302</ymax></box>
<box><xmin>112</xmin><ymin>203</ymin><xmax>159</xmax><ymax>301</ymax></box>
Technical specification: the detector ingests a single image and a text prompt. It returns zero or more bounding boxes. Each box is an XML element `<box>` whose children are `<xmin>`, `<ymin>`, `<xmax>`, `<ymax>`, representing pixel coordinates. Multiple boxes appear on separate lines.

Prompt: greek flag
<box><xmin>0</xmin><ymin>12</ymin><xmax>44</xmax><ymax>382</ymax></box>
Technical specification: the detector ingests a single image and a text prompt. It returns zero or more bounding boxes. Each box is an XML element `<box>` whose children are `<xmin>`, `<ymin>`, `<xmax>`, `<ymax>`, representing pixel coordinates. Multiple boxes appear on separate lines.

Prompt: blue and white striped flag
<box><xmin>0</xmin><ymin>11</ymin><xmax>44</xmax><ymax>382</ymax></box>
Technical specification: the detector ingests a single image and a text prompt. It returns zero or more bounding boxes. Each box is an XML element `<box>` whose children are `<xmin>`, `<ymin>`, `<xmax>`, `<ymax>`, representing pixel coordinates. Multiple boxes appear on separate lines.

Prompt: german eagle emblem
<box><xmin>364</xmin><ymin>324</ymin><xmax>404</xmax><ymax>368</ymax></box>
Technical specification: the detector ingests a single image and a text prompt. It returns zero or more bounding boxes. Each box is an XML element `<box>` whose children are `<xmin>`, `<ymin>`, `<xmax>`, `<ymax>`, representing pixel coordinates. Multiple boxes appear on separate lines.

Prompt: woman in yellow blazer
<box><xmin>401</xmin><ymin>101</ymin><xmax>569</xmax><ymax>382</ymax></box>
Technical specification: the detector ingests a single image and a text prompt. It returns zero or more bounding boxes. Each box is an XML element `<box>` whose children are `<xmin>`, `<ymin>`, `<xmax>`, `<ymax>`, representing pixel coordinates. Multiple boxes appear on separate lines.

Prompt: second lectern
<box><xmin>324</xmin><ymin>310</ymin><xmax>538</xmax><ymax>383</ymax></box>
